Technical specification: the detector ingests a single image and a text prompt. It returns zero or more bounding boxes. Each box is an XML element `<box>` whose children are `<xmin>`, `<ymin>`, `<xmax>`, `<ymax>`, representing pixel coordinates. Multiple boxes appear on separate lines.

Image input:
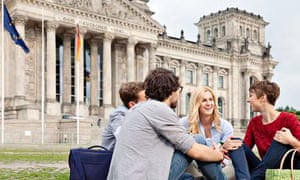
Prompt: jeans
<box><xmin>169</xmin><ymin>135</ymin><xmax>225</xmax><ymax>180</ymax></box>
<box><xmin>242</xmin><ymin>140</ymin><xmax>300</xmax><ymax>180</ymax></box>
<box><xmin>229</xmin><ymin>146</ymin><xmax>250</xmax><ymax>180</ymax></box>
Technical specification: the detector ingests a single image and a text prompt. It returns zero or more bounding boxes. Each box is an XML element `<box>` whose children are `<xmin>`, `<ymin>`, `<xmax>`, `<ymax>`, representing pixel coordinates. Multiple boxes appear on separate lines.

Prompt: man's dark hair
<box><xmin>119</xmin><ymin>82</ymin><xmax>144</xmax><ymax>108</ymax></box>
<box><xmin>249</xmin><ymin>80</ymin><xmax>280</xmax><ymax>105</ymax></box>
<box><xmin>144</xmin><ymin>68</ymin><xmax>180</xmax><ymax>101</ymax></box>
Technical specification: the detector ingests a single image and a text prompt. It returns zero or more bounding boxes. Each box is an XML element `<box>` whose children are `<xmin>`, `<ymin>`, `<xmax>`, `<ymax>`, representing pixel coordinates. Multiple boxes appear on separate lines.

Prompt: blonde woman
<box><xmin>180</xmin><ymin>86</ymin><xmax>250</xmax><ymax>180</ymax></box>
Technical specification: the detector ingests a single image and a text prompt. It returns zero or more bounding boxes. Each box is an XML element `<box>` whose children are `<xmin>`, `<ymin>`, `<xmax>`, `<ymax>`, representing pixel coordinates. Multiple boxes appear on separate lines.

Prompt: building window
<box><xmin>56</xmin><ymin>36</ymin><xmax>63</xmax><ymax>102</ymax></box>
<box><xmin>214</xmin><ymin>28</ymin><xmax>218</xmax><ymax>38</ymax></box>
<box><xmin>155</xmin><ymin>58</ymin><xmax>163</xmax><ymax>68</ymax></box>
<box><xmin>206</xmin><ymin>30</ymin><xmax>211</xmax><ymax>42</ymax></box>
<box><xmin>246</xmin><ymin>28</ymin><xmax>250</xmax><ymax>38</ymax></box>
<box><xmin>203</xmin><ymin>73</ymin><xmax>209</xmax><ymax>86</ymax></box>
<box><xmin>71</xmin><ymin>39</ymin><xmax>76</xmax><ymax>103</ymax></box>
<box><xmin>240</xmin><ymin>26</ymin><xmax>243</xmax><ymax>37</ymax></box>
<box><xmin>253</xmin><ymin>30</ymin><xmax>257</xmax><ymax>40</ymax></box>
<box><xmin>84</xmin><ymin>42</ymin><xmax>91</xmax><ymax>104</ymax></box>
<box><xmin>98</xmin><ymin>43</ymin><xmax>103</xmax><ymax>107</ymax></box>
<box><xmin>186</xmin><ymin>70</ymin><xmax>193</xmax><ymax>84</ymax></box>
<box><xmin>218</xmin><ymin>76</ymin><xmax>224</xmax><ymax>88</ymax></box>
<box><xmin>170</xmin><ymin>66</ymin><xmax>177</xmax><ymax>75</ymax></box>
<box><xmin>222</xmin><ymin>26</ymin><xmax>226</xmax><ymax>37</ymax></box>
<box><xmin>218</xmin><ymin>97</ymin><xmax>224</xmax><ymax>116</ymax></box>
<box><xmin>170</xmin><ymin>60</ymin><xmax>180</xmax><ymax>76</ymax></box>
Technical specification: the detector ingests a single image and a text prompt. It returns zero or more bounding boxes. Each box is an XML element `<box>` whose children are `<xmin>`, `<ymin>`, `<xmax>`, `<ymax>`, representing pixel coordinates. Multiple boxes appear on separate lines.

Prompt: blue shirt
<box><xmin>180</xmin><ymin>116</ymin><xmax>233</xmax><ymax>146</ymax></box>
<box><xmin>101</xmin><ymin>105</ymin><xmax>128</xmax><ymax>151</ymax></box>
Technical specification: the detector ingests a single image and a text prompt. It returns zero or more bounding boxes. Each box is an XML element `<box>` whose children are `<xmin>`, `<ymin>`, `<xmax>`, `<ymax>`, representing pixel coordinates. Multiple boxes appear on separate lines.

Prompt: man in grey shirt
<box><xmin>101</xmin><ymin>81</ymin><xmax>146</xmax><ymax>151</ymax></box>
<box><xmin>107</xmin><ymin>68</ymin><xmax>225</xmax><ymax>180</ymax></box>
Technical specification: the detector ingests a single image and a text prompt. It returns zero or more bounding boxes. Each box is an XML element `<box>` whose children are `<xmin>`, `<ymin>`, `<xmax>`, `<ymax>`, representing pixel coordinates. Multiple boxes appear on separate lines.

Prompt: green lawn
<box><xmin>0</xmin><ymin>146</ymin><xmax>71</xmax><ymax>180</ymax></box>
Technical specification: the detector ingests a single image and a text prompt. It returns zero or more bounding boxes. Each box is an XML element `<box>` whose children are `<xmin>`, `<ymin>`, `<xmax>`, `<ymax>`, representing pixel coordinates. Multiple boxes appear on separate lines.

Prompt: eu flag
<box><xmin>3</xmin><ymin>4</ymin><xmax>30</xmax><ymax>54</ymax></box>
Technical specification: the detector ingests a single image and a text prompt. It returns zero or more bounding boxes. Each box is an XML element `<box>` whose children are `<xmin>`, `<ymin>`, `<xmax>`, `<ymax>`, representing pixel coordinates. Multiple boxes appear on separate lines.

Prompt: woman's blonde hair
<box><xmin>188</xmin><ymin>86</ymin><xmax>221</xmax><ymax>134</ymax></box>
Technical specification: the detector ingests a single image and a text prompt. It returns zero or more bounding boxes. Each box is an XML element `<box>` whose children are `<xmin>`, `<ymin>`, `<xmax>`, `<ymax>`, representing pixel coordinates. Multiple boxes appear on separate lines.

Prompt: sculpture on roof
<box><xmin>263</xmin><ymin>42</ymin><xmax>272</xmax><ymax>58</ymax></box>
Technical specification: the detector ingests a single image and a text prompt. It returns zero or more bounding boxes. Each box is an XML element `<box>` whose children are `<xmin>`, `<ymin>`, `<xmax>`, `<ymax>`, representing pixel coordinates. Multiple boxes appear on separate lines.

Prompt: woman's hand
<box><xmin>274</xmin><ymin>127</ymin><xmax>297</xmax><ymax>145</ymax></box>
<box><xmin>222</xmin><ymin>136</ymin><xmax>243</xmax><ymax>151</ymax></box>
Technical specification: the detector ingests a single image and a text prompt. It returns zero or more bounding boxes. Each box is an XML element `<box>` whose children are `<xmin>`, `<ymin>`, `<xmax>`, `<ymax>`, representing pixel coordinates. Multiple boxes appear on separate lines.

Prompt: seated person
<box><xmin>107</xmin><ymin>68</ymin><xmax>225</xmax><ymax>180</ymax></box>
<box><xmin>180</xmin><ymin>86</ymin><xmax>250</xmax><ymax>180</ymax></box>
<box><xmin>101</xmin><ymin>81</ymin><xmax>146</xmax><ymax>151</ymax></box>
<box><xmin>242</xmin><ymin>80</ymin><xmax>300</xmax><ymax>179</ymax></box>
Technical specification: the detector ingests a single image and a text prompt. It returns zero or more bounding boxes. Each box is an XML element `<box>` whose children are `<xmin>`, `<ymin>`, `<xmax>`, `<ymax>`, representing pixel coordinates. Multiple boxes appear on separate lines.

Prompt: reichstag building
<box><xmin>0</xmin><ymin>0</ymin><xmax>277</xmax><ymax>144</ymax></box>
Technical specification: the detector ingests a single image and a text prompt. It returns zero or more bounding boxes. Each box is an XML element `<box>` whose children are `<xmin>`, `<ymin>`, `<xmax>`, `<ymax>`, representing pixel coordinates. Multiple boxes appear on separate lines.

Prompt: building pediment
<box><xmin>53</xmin><ymin>0</ymin><xmax>163</xmax><ymax>31</ymax></box>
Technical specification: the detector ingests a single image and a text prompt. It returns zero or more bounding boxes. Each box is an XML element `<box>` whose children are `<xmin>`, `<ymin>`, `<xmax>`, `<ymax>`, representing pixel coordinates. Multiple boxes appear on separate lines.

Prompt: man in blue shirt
<box><xmin>101</xmin><ymin>81</ymin><xmax>146</xmax><ymax>150</ymax></box>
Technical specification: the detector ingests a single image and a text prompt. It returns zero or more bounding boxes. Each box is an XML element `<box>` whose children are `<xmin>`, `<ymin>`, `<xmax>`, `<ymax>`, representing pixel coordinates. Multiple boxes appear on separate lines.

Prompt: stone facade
<box><xmin>0</xmin><ymin>1</ymin><xmax>277</xmax><ymax>144</ymax></box>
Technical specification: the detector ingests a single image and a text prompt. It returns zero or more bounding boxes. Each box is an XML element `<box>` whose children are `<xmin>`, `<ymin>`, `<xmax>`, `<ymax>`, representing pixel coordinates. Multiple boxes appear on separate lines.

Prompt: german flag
<box><xmin>76</xmin><ymin>24</ymin><xmax>81</xmax><ymax>61</ymax></box>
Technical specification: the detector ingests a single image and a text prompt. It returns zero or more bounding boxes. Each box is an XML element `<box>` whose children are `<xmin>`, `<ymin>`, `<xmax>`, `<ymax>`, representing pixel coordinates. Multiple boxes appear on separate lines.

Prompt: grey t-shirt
<box><xmin>107</xmin><ymin>99</ymin><xmax>195</xmax><ymax>180</ymax></box>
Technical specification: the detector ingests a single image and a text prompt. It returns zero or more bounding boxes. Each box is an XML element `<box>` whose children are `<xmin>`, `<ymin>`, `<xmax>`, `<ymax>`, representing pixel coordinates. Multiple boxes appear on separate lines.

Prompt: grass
<box><xmin>0</xmin><ymin>152</ymin><xmax>68</xmax><ymax>163</ymax></box>
<box><xmin>0</xmin><ymin>145</ymin><xmax>71</xmax><ymax>180</ymax></box>
<box><xmin>0</xmin><ymin>168</ymin><xmax>69</xmax><ymax>180</ymax></box>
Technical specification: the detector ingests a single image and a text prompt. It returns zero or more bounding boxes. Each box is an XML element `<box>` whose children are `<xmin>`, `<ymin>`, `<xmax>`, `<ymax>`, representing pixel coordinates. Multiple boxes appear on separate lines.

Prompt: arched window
<box><xmin>246</xmin><ymin>28</ymin><xmax>250</xmax><ymax>38</ymax></box>
<box><xmin>206</xmin><ymin>30</ymin><xmax>211</xmax><ymax>41</ymax></box>
<box><xmin>155</xmin><ymin>57</ymin><xmax>163</xmax><ymax>68</ymax></box>
<box><xmin>170</xmin><ymin>60</ymin><xmax>180</xmax><ymax>76</ymax></box>
<box><xmin>222</xmin><ymin>26</ymin><xmax>226</xmax><ymax>37</ymax></box>
<box><xmin>186</xmin><ymin>63</ymin><xmax>196</xmax><ymax>85</ymax></box>
<box><xmin>253</xmin><ymin>30</ymin><xmax>257</xmax><ymax>40</ymax></box>
<box><xmin>214</xmin><ymin>28</ymin><xmax>218</xmax><ymax>38</ymax></box>
<box><xmin>202</xmin><ymin>66</ymin><xmax>212</xmax><ymax>86</ymax></box>
<box><xmin>240</xmin><ymin>26</ymin><xmax>243</xmax><ymax>36</ymax></box>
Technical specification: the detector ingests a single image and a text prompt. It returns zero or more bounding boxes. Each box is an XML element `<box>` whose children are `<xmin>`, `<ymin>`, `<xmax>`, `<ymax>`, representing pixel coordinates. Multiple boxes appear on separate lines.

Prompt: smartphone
<box><xmin>231</xmin><ymin>137</ymin><xmax>242</xmax><ymax>140</ymax></box>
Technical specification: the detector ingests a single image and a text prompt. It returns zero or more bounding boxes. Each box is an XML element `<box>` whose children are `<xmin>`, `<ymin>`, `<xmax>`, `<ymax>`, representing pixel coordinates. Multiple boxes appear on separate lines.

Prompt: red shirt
<box><xmin>243</xmin><ymin>112</ymin><xmax>300</xmax><ymax>158</ymax></box>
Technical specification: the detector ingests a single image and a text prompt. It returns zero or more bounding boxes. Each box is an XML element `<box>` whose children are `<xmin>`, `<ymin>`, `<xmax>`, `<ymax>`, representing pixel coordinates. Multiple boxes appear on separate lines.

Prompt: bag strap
<box><xmin>88</xmin><ymin>145</ymin><xmax>109</xmax><ymax>151</ymax></box>
<box><xmin>279</xmin><ymin>148</ymin><xmax>299</xmax><ymax>180</ymax></box>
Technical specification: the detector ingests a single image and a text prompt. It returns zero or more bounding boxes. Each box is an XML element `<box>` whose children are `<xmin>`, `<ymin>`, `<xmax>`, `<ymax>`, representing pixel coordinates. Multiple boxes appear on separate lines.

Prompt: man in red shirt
<box><xmin>242</xmin><ymin>80</ymin><xmax>300</xmax><ymax>179</ymax></box>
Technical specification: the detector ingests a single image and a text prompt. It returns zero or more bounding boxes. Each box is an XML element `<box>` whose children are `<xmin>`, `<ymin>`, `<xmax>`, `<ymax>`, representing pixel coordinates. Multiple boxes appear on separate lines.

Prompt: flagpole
<box><xmin>1</xmin><ymin>0</ymin><xmax>5</xmax><ymax>144</ymax></box>
<box><xmin>76</xmin><ymin>55</ymin><xmax>79</xmax><ymax>145</ymax></box>
<box><xmin>41</xmin><ymin>7</ymin><xmax>45</xmax><ymax>144</ymax></box>
<box><xmin>76</xmin><ymin>24</ymin><xmax>80</xmax><ymax>145</ymax></box>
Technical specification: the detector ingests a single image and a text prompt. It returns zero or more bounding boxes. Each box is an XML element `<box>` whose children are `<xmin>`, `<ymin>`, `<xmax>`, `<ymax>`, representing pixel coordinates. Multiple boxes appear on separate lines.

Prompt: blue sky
<box><xmin>148</xmin><ymin>0</ymin><xmax>300</xmax><ymax>110</ymax></box>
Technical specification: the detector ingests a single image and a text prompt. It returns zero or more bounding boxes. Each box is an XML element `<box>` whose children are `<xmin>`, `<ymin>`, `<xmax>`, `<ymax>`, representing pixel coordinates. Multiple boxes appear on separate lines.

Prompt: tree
<box><xmin>277</xmin><ymin>106</ymin><xmax>300</xmax><ymax>120</ymax></box>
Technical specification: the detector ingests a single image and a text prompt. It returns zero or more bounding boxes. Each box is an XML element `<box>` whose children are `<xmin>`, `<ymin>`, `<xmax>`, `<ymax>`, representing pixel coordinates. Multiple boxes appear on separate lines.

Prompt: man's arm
<box><xmin>186</xmin><ymin>142</ymin><xmax>224</xmax><ymax>162</ymax></box>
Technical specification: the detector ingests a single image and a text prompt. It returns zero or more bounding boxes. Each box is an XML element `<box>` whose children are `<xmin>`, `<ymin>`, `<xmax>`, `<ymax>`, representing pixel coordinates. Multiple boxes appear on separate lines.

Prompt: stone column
<box><xmin>127</xmin><ymin>38</ymin><xmax>137</xmax><ymax>81</ymax></box>
<box><xmin>212</xmin><ymin>66</ymin><xmax>218</xmax><ymax>92</ymax></box>
<box><xmin>197</xmin><ymin>63</ymin><xmax>203</xmax><ymax>86</ymax></box>
<box><xmin>102</xmin><ymin>33</ymin><xmax>114</xmax><ymax>120</ymax></box>
<box><xmin>89</xmin><ymin>39</ymin><xmax>99</xmax><ymax>115</ymax></box>
<box><xmin>46</xmin><ymin>21</ymin><xmax>60</xmax><ymax>115</ymax></box>
<box><xmin>14</xmin><ymin>16</ymin><xmax>27</xmax><ymax>106</ymax></box>
<box><xmin>62</xmin><ymin>33</ymin><xmax>72</xmax><ymax>113</ymax></box>
<box><xmin>230</xmin><ymin>57</ymin><xmax>241</xmax><ymax>134</ymax></box>
<box><xmin>227</xmin><ymin>69</ymin><xmax>233</xmax><ymax>121</ymax></box>
<box><xmin>141</xmin><ymin>45</ymin><xmax>149</xmax><ymax>80</ymax></box>
<box><xmin>244</xmin><ymin>70</ymin><xmax>251</xmax><ymax>120</ymax></box>
<box><xmin>179</xmin><ymin>60</ymin><xmax>186</xmax><ymax>116</ymax></box>
<box><xmin>163</xmin><ymin>56</ymin><xmax>169</xmax><ymax>69</ymax></box>
<box><xmin>149</xmin><ymin>44</ymin><xmax>156</xmax><ymax>70</ymax></box>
